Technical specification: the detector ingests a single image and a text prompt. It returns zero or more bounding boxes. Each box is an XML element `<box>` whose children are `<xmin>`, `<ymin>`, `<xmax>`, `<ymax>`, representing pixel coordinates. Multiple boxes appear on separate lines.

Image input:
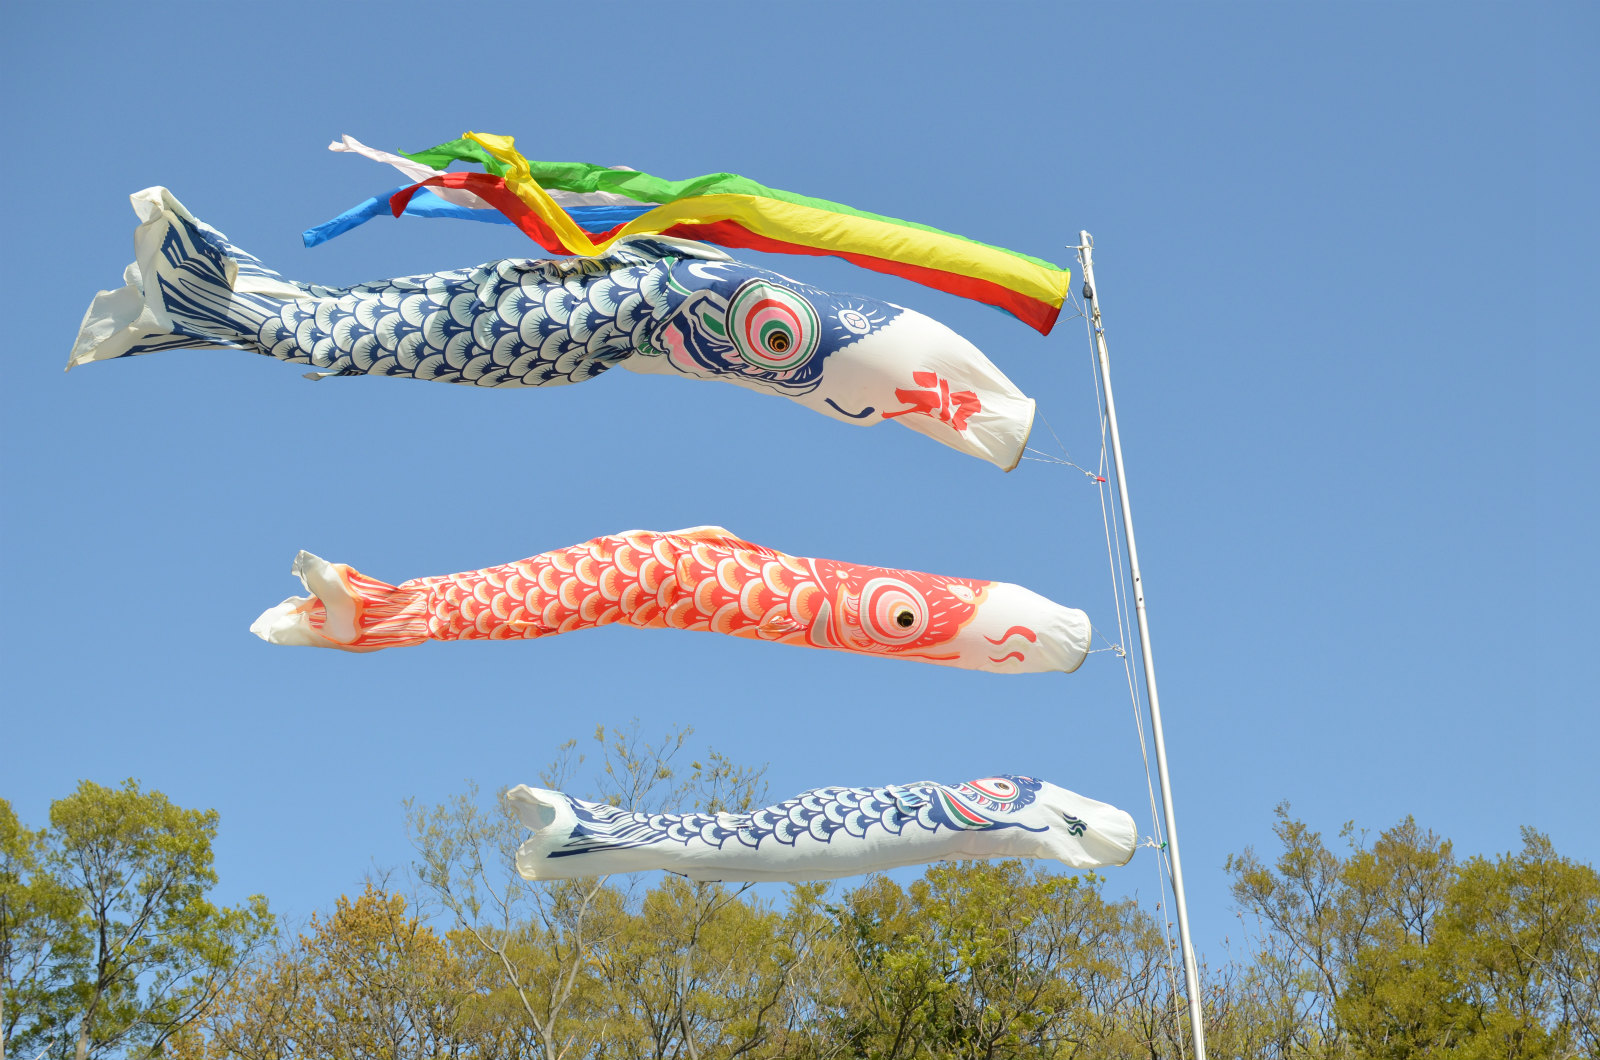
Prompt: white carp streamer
<box><xmin>508</xmin><ymin>775</ymin><xmax>1136</xmax><ymax>883</ymax></box>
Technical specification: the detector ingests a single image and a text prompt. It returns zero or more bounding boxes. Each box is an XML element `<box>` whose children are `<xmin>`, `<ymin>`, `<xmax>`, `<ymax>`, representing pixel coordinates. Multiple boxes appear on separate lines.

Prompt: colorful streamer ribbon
<box><xmin>315</xmin><ymin>132</ymin><xmax>1073</xmax><ymax>335</ymax></box>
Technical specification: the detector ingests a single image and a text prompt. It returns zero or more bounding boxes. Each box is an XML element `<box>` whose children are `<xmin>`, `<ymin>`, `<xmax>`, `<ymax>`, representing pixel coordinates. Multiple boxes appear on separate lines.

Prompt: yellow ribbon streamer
<box><xmin>462</xmin><ymin>132</ymin><xmax>1067</xmax><ymax>311</ymax></box>
<box><xmin>465</xmin><ymin>132</ymin><xmax>606</xmax><ymax>257</ymax></box>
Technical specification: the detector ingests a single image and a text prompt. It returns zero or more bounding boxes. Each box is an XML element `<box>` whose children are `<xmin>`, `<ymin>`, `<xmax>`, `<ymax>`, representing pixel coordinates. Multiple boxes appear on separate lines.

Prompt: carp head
<box><xmin>629</xmin><ymin>259</ymin><xmax>1035</xmax><ymax>470</ymax></box>
<box><xmin>800</xmin><ymin>562</ymin><xmax>1089</xmax><ymax>674</ymax></box>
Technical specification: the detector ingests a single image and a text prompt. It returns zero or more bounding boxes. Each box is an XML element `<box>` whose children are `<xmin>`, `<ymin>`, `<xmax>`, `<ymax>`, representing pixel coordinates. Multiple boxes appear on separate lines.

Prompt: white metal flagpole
<box><xmin>1076</xmin><ymin>231</ymin><xmax>1208</xmax><ymax>1060</ymax></box>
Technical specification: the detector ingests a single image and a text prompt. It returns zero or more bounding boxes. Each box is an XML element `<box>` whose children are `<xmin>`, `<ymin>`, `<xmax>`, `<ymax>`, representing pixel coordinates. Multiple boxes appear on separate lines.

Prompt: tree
<box><xmin>161</xmin><ymin>736</ymin><xmax>1600</xmax><ymax>1060</ymax></box>
<box><xmin>576</xmin><ymin>739</ymin><xmax>824</xmax><ymax>1060</ymax></box>
<box><xmin>406</xmin><ymin>723</ymin><xmax>721</xmax><ymax>1060</ymax></box>
<box><xmin>1227</xmin><ymin>805</ymin><xmax>1600</xmax><ymax>1059</ymax></box>
<box><xmin>824</xmin><ymin>860</ymin><xmax>1141</xmax><ymax>1060</ymax></box>
<box><xmin>179</xmin><ymin>883</ymin><xmax>475</xmax><ymax>1060</ymax></box>
<box><xmin>1421</xmin><ymin>829</ymin><xmax>1600</xmax><ymax>1059</ymax></box>
<box><xmin>2</xmin><ymin>799</ymin><xmax>82</xmax><ymax>1060</ymax></box>
<box><xmin>6</xmin><ymin>780</ymin><xmax>274</xmax><ymax>1060</ymax></box>
<box><xmin>406</xmin><ymin>722</ymin><xmax>839</xmax><ymax>1060</ymax></box>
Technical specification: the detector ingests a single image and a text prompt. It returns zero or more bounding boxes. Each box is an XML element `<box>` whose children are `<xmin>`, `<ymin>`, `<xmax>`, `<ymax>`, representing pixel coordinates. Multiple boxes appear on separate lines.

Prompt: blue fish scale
<box><xmin>112</xmin><ymin>209</ymin><xmax>913</xmax><ymax>412</ymax></box>
<box><xmin>549</xmin><ymin>776</ymin><xmax>1045</xmax><ymax>860</ymax></box>
<box><xmin>148</xmin><ymin>206</ymin><xmax>684</xmax><ymax>388</ymax></box>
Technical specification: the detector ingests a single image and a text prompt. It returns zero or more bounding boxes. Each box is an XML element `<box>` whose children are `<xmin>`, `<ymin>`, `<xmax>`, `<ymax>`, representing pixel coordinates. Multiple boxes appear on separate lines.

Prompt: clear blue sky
<box><xmin>3</xmin><ymin>3</ymin><xmax>1594</xmax><ymax>961</ymax></box>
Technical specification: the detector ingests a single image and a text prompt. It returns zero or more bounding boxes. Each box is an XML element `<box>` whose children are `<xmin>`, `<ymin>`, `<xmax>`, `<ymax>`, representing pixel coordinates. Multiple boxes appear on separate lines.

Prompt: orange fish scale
<box><xmin>538</xmin><ymin>565</ymin><xmax>564</xmax><ymax>595</ymax></box>
<box><xmin>740</xmin><ymin>577</ymin><xmax>773</xmax><ymax>618</ymax></box>
<box><xmin>629</xmin><ymin>598</ymin><xmax>661</xmax><ymax>627</ymax></box>
<box><xmin>665</xmin><ymin>596</ymin><xmax>700</xmax><ymax>629</ymax></box>
<box><xmin>522</xmin><ymin>584</ymin><xmax>543</xmax><ymax>613</ymax></box>
<box><xmin>594</xmin><ymin>603</ymin><xmax>621</xmax><ymax>627</ymax></box>
<box><xmin>541</xmin><ymin>599</ymin><xmax>565</xmax><ymax>629</ymax></box>
<box><xmin>599</xmin><ymin>565</ymin><xmax>623</xmax><ymax>601</ymax></box>
<box><xmin>615</xmin><ymin>547</ymin><xmax>641</xmax><ymax>577</ymax></box>
<box><xmin>655</xmin><ymin>574</ymin><xmax>680</xmax><ymax>610</ymax></box>
<box><xmin>474</xmin><ymin>611</ymin><xmax>498</xmax><ymax>636</ymax></box>
<box><xmin>693</xmin><ymin>574</ymin><xmax>721</xmax><ymax>616</ymax></box>
<box><xmin>790</xmin><ymin>583</ymin><xmax>819</xmax><ymax>625</ymax></box>
<box><xmin>639</xmin><ymin>558</ymin><xmax>663</xmax><ymax>593</ymax></box>
<box><xmin>557</xmin><ymin>611</ymin><xmax>588</xmax><ymax>634</ymax></box>
<box><xmin>710</xmin><ymin>601</ymin><xmax>745</xmax><ymax>635</ymax></box>
<box><xmin>459</xmin><ymin>596</ymin><xmax>479</xmax><ymax>622</ymax></box>
<box><xmin>558</xmin><ymin>578</ymin><xmax>583</xmax><ymax>610</ymax></box>
<box><xmin>550</xmin><ymin>550</ymin><xmax>575</xmax><ymax>574</ymax></box>
<box><xmin>473</xmin><ymin>580</ymin><xmax>496</xmax><ymax>605</ymax></box>
<box><xmin>491</xmin><ymin>593</ymin><xmax>514</xmax><ymax>620</ymax></box>
<box><xmin>618</xmin><ymin>581</ymin><xmax>645</xmax><ymax>614</ymax></box>
<box><xmin>579</xmin><ymin>592</ymin><xmax>605</xmax><ymax>623</ymax></box>
<box><xmin>651</xmin><ymin>538</ymin><xmax>676</xmax><ymax>568</ymax></box>
<box><xmin>715</xmin><ymin>557</ymin><xmax>744</xmax><ymax>595</ymax></box>
<box><xmin>762</xmin><ymin>560</ymin><xmax>794</xmax><ymax>595</ymax></box>
<box><xmin>574</xmin><ymin>554</ymin><xmax>599</xmax><ymax>586</ymax></box>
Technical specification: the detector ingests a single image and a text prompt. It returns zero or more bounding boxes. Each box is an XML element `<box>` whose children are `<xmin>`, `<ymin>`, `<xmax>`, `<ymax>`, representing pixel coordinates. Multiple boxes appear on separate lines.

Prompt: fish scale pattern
<box><xmin>245</xmin><ymin>250</ymin><xmax>679</xmax><ymax>387</ymax></box>
<box><xmin>327</xmin><ymin>533</ymin><xmax>845</xmax><ymax>644</ymax></box>
<box><xmin>408</xmin><ymin>529</ymin><xmax>816</xmax><ymax>641</ymax></box>
<box><xmin>304</xmin><ymin>528</ymin><xmax>992</xmax><ymax>665</ymax></box>
<box><xmin>551</xmin><ymin>775</ymin><xmax>1048</xmax><ymax>859</ymax></box>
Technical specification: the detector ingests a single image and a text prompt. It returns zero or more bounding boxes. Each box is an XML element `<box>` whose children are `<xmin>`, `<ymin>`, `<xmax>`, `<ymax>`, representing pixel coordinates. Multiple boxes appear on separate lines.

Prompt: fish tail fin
<box><xmin>67</xmin><ymin>187</ymin><xmax>298</xmax><ymax>370</ymax></box>
<box><xmin>249</xmin><ymin>551</ymin><xmax>431</xmax><ymax>652</ymax></box>
<box><xmin>505</xmin><ymin>786</ymin><xmax>581</xmax><ymax>881</ymax></box>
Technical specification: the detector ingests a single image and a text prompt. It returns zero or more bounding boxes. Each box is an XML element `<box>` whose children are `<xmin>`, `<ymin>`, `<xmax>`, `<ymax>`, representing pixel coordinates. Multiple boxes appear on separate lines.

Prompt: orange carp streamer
<box><xmin>251</xmin><ymin>526</ymin><xmax>1091</xmax><ymax>675</ymax></box>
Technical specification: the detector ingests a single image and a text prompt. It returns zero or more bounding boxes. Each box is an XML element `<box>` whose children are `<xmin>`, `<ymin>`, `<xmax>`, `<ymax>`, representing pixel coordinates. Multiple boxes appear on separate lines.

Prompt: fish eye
<box><xmin>726</xmin><ymin>280</ymin><xmax>820</xmax><ymax>372</ymax></box>
<box><xmin>861</xmin><ymin>578</ymin><xmax>930</xmax><ymax>645</ymax></box>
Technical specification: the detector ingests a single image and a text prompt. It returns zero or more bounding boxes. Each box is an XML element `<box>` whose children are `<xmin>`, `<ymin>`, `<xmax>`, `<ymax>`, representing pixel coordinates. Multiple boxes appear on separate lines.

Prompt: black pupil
<box><xmin>895</xmin><ymin>609</ymin><xmax>915</xmax><ymax>628</ymax></box>
<box><xmin>768</xmin><ymin>333</ymin><xmax>789</xmax><ymax>351</ymax></box>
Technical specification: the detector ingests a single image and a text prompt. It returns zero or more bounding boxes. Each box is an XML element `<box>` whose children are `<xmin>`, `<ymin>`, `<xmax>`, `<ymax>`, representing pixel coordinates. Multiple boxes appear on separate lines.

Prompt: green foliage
<box><xmin>1228</xmin><ymin>804</ymin><xmax>1600</xmax><ymax>1060</ymax></box>
<box><xmin>0</xmin><ymin>782</ymin><xmax>273</xmax><ymax>1060</ymax></box>
<box><xmin>824</xmin><ymin>860</ymin><xmax>1128</xmax><ymax>1059</ymax></box>
<box><xmin>176</xmin><ymin>883</ymin><xmax>468</xmax><ymax>1060</ymax></box>
<box><xmin>2</xmin><ymin>798</ymin><xmax>85</xmax><ymax>1056</ymax></box>
<box><xmin>75</xmin><ymin>726</ymin><xmax>1590</xmax><ymax>1060</ymax></box>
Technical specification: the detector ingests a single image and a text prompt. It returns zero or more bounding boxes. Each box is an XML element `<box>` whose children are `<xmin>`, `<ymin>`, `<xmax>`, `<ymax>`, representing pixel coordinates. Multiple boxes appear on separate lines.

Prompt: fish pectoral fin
<box><xmin>887</xmin><ymin>785</ymin><xmax>930</xmax><ymax>812</ymax></box>
<box><xmin>756</xmin><ymin>615</ymin><xmax>802</xmax><ymax>638</ymax></box>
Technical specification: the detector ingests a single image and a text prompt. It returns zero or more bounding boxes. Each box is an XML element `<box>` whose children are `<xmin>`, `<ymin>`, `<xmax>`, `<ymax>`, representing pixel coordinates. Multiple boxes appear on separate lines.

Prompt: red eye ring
<box><xmin>861</xmin><ymin>578</ymin><xmax>929</xmax><ymax>644</ymax></box>
<box><xmin>967</xmin><ymin>777</ymin><xmax>1018</xmax><ymax>800</ymax></box>
<box><xmin>726</xmin><ymin>281</ymin><xmax>819</xmax><ymax>371</ymax></box>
